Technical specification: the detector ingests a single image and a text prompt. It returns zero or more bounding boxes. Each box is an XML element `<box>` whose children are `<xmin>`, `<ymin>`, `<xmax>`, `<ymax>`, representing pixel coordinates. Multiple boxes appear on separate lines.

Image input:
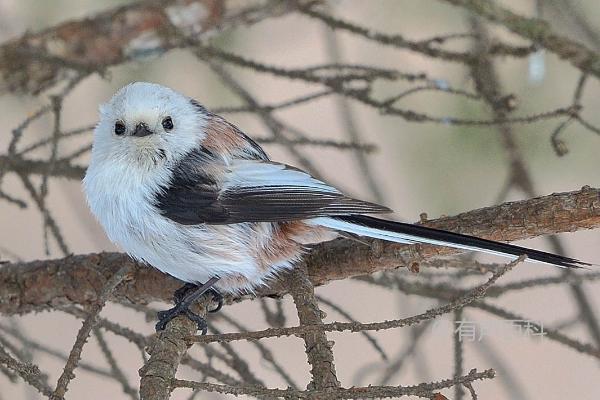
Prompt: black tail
<box><xmin>332</xmin><ymin>215</ymin><xmax>590</xmax><ymax>269</ymax></box>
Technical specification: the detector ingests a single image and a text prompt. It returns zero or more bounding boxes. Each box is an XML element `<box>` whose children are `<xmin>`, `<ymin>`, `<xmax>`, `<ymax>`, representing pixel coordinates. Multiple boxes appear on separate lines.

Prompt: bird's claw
<box><xmin>207</xmin><ymin>288</ymin><xmax>223</xmax><ymax>313</ymax></box>
<box><xmin>155</xmin><ymin>306</ymin><xmax>208</xmax><ymax>334</ymax></box>
<box><xmin>156</xmin><ymin>278</ymin><xmax>221</xmax><ymax>333</ymax></box>
<box><xmin>173</xmin><ymin>282</ymin><xmax>197</xmax><ymax>304</ymax></box>
<box><xmin>172</xmin><ymin>284</ymin><xmax>223</xmax><ymax>314</ymax></box>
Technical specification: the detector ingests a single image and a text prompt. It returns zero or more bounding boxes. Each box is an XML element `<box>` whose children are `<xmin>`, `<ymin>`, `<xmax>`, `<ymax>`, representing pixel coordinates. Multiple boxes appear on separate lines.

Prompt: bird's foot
<box><xmin>173</xmin><ymin>282</ymin><xmax>197</xmax><ymax>303</ymax></box>
<box><xmin>156</xmin><ymin>277</ymin><xmax>221</xmax><ymax>334</ymax></box>
<box><xmin>173</xmin><ymin>283</ymin><xmax>223</xmax><ymax>313</ymax></box>
<box><xmin>155</xmin><ymin>304</ymin><xmax>208</xmax><ymax>334</ymax></box>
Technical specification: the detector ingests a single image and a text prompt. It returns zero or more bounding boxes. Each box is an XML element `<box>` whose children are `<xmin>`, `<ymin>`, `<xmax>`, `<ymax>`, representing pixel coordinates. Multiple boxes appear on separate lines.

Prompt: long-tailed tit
<box><xmin>83</xmin><ymin>82</ymin><xmax>590</xmax><ymax>332</ymax></box>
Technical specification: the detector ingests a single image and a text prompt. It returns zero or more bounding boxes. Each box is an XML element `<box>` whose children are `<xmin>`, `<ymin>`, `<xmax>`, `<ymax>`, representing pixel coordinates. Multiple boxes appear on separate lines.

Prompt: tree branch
<box><xmin>172</xmin><ymin>368</ymin><xmax>495</xmax><ymax>399</ymax></box>
<box><xmin>0</xmin><ymin>187</ymin><xmax>597</xmax><ymax>316</ymax></box>
<box><xmin>289</xmin><ymin>265</ymin><xmax>340</xmax><ymax>390</ymax></box>
<box><xmin>139</xmin><ymin>304</ymin><xmax>206</xmax><ymax>400</ymax></box>
<box><xmin>440</xmin><ymin>0</ymin><xmax>600</xmax><ymax>79</ymax></box>
<box><xmin>0</xmin><ymin>0</ymin><xmax>318</xmax><ymax>95</ymax></box>
<box><xmin>50</xmin><ymin>265</ymin><xmax>130</xmax><ymax>400</ymax></box>
<box><xmin>0</xmin><ymin>156</ymin><xmax>85</xmax><ymax>181</ymax></box>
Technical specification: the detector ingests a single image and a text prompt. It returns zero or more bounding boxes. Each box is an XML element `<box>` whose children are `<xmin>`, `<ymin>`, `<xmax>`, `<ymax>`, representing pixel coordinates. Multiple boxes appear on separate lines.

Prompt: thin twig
<box><xmin>190</xmin><ymin>257</ymin><xmax>524</xmax><ymax>344</ymax></box>
<box><xmin>94</xmin><ymin>328</ymin><xmax>139</xmax><ymax>400</ymax></box>
<box><xmin>289</xmin><ymin>265</ymin><xmax>340</xmax><ymax>390</ymax></box>
<box><xmin>173</xmin><ymin>368</ymin><xmax>495</xmax><ymax>399</ymax></box>
<box><xmin>50</xmin><ymin>265</ymin><xmax>130</xmax><ymax>400</ymax></box>
<box><xmin>0</xmin><ymin>344</ymin><xmax>52</xmax><ymax>397</ymax></box>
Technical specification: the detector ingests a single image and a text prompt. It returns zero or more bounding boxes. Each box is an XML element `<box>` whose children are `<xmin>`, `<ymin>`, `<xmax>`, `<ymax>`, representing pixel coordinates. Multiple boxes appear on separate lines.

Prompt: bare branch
<box><xmin>173</xmin><ymin>368</ymin><xmax>495</xmax><ymax>399</ymax></box>
<box><xmin>0</xmin><ymin>344</ymin><xmax>52</xmax><ymax>397</ymax></box>
<box><xmin>188</xmin><ymin>256</ymin><xmax>522</xmax><ymax>344</ymax></box>
<box><xmin>1</xmin><ymin>187</ymin><xmax>598</xmax><ymax>316</ymax></box>
<box><xmin>299</xmin><ymin>4</ymin><xmax>533</xmax><ymax>63</ymax></box>
<box><xmin>440</xmin><ymin>0</ymin><xmax>600</xmax><ymax>79</ymax></box>
<box><xmin>139</xmin><ymin>299</ymin><xmax>210</xmax><ymax>400</ymax></box>
<box><xmin>316</xmin><ymin>295</ymin><xmax>388</xmax><ymax>361</ymax></box>
<box><xmin>289</xmin><ymin>265</ymin><xmax>340</xmax><ymax>390</ymax></box>
<box><xmin>50</xmin><ymin>265</ymin><xmax>130</xmax><ymax>400</ymax></box>
<box><xmin>0</xmin><ymin>0</ymin><xmax>320</xmax><ymax>95</ymax></box>
<box><xmin>94</xmin><ymin>328</ymin><xmax>139</xmax><ymax>400</ymax></box>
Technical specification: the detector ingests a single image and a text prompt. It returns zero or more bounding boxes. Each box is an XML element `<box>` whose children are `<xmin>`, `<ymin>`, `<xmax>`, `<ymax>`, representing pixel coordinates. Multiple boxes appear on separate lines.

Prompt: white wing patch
<box><xmin>222</xmin><ymin>160</ymin><xmax>340</xmax><ymax>194</ymax></box>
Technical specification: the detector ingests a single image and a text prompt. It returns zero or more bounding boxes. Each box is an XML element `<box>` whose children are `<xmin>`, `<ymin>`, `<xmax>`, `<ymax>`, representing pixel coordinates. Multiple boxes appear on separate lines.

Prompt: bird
<box><xmin>83</xmin><ymin>82</ymin><xmax>590</xmax><ymax>333</ymax></box>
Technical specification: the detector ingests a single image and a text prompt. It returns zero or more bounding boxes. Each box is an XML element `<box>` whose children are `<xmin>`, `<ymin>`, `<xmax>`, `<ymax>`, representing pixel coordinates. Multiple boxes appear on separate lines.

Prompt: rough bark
<box><xmin>0</xmin><ymin>186</ymin><xmax>598</xmax><ymax>316</ymax></box>
<box><xmin>139</xmin><ymin>312</ymin><xmax>203</xmax><ymax>400</ymax></box>
<box><xmin>289</xmin><ymin>266</ymin><xmax>340</xmax><ymax>390</ymax></box>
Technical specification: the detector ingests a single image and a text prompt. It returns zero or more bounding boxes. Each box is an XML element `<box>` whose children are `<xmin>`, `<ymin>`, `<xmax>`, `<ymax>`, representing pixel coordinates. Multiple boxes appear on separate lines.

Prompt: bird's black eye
<box><xmin>114</xmin><ymin>121</ymin><xmax>126</xmax><ymax>136</ymax></box>
<box><xmin>162</xmin><ymin>116</ymin><xmax>173</xmax><ymax>131</ymax></box>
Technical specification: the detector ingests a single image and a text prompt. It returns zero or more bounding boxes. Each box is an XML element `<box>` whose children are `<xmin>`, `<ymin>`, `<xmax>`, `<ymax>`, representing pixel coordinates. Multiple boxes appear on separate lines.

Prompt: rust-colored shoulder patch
<box><xmin>202</xmin><ymin>115</ymin><xmax>248</xmax><ymax>156</ymax></box>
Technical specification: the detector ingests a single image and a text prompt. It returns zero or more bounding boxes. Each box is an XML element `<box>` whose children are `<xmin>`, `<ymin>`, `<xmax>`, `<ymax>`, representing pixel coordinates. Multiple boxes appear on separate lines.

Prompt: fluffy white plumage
<box><xmin>84</xmin><ymin>83</ymin><xmax>332</xmax><ymax>292</ymax></box>
<box><xmin>83</xmin><ymin>82</ymin><xmax>589</xmax><ymax>297</ymax></box>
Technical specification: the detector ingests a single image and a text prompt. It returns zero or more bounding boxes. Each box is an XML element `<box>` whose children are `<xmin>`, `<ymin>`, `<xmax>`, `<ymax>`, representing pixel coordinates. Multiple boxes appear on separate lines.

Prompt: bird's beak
<box><xmin>132</xmin><ymin>122</ymin><xmax>153</xmax><ymax>137</ymax></box>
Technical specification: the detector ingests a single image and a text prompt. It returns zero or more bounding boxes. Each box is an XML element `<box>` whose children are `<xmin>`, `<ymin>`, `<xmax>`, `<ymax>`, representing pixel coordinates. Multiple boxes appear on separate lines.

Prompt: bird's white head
<box><xmin>91</xmin><ymin>82</ymin><xmax>208</xmax><ymax>169</ymax></box>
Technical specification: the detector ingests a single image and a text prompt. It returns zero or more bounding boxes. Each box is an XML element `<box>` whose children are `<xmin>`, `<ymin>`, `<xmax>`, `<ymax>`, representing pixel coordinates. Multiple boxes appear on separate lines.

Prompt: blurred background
<box><xmin>0</xmin><ymin>0</ymin><xmax>599</xmax><ymax>399</ymax></box>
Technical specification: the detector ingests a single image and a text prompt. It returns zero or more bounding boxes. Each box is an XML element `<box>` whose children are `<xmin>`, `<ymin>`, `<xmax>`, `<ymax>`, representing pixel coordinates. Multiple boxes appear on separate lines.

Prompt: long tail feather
<box><xmin>311</xmin><ymin>215</ymin><xmax>590</xmax><ymax>269</ymax></box>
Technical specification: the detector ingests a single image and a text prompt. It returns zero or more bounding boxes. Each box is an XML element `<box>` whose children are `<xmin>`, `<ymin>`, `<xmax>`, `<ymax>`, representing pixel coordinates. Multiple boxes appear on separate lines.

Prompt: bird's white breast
<box><xmin>82</xmin><ymin>159</ymin><xmax>286</xmax><ymax>292</ymax></box>
<box><xmin>83</xmin><ymin>160</ymin><xmax>178</xmax><ymax>264</ymax></box>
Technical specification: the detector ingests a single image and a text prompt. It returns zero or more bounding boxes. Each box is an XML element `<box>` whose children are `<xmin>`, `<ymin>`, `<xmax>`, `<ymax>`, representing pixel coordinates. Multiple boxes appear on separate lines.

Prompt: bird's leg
<box><xmin>155</xmin><ymin>276</ymin><xmax>221</xmax><ymax>333</ymax></box>
<box><xmin>172</xmin><ymin>282</ymin><xmax>198</xmax><ymax>303</ymax></box>
<box><xmin>172</xmin><ymin>282</ymin><xmax>223</xmax><ymax>313</ymax></box>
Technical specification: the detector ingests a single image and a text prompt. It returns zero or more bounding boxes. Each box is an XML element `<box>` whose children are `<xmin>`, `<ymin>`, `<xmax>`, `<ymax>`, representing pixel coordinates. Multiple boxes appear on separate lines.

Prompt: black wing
<box><xmin>156</xmin><ymin>151</ymin><xmax>390</xmax><ymax>225</ymax></box>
